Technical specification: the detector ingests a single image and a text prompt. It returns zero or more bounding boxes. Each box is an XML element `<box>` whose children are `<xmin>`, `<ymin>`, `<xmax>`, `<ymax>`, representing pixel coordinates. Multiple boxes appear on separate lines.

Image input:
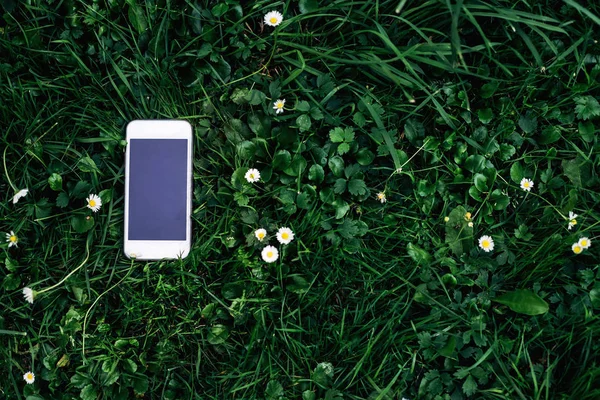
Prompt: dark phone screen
<box><xmin>128</xmin><ymin>139</ymin><xmax>188</xmax><ymax>240</ymax></box>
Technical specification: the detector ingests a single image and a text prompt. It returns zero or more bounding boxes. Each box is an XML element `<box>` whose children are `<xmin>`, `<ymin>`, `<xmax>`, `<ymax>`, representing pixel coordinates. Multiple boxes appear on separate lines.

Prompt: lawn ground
<box><xmin>1</xmin><ymin>0</ymin><xmax>600</xmax><ymax>399</ymax></box>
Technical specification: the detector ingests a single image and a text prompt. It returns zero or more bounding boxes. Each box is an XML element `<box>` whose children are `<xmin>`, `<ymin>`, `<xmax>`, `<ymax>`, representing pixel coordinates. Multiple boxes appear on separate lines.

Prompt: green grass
<box><xmin>1</xmin><ymin>0</ymin><xmax>600</xmax><ymax>399</ymax></box>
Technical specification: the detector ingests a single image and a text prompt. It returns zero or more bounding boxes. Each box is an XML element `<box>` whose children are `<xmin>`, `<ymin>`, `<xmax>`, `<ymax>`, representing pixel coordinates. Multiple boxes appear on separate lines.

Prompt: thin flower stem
<box><xmin>38</xmin><ymin>241</ymin><xmax>90</xmax><ymax>295</ymax></box>
<box><xmin>34</xmin><ymin>206</ymin><xmax>87</xmax><ymax>222</ymax></box>
<box><xmin>3</xmin><ymin>146</ymin><xmax>17</xmax><ymax>192</ymax></box>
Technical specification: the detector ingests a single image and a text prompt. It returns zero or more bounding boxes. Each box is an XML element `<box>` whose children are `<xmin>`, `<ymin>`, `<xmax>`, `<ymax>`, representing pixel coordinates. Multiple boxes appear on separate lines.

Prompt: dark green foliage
<box><xmin>1</xmin><ymin>0</ymin><xmax>600</xmax><ymax>399</ymax></box>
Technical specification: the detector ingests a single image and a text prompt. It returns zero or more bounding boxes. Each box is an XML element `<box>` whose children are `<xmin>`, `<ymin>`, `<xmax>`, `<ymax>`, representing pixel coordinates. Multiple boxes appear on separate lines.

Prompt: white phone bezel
<box><xmin>124</xmin><ymin>120</ymin><xmax>193</xmax><ymax>260</ymax></box>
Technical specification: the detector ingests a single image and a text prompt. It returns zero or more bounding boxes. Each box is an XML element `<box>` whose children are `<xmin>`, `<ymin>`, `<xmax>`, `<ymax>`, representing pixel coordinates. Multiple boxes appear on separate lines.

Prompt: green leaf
<box><xmin>575</xmin><ymin>95</ymin><xmax>600</xmax><ymax>120</ymax></box>
<box><xmin>328</xmin><ymin>156</ymin><xmax>344</xmax><ymax>177</ymax></box>
<box><xmin>329</xmin><ymin>127</ymin><xmax>344</xmax><ymax>143</ymax></box>
<box><xmin>538</xmin><ymin>126</ymin><xmax>561</xmax><ymax>144</ymax></box>
<box><xmin>230</xmin><ymin>167</ymin><xmax>247</xmax><ymax>190</ymax></box>
<box><xmin>342</xmin><ymin>127</ymin><xmax>355</xmax><ymax>142</ymax></box>
<box><xmin>333</xmin><ymin>179</ymin><xmax>347</xmax><ymax>194</ymax></box>
<box><xmin>3</xmin><ymin>274</ymin><xmax>21</xmax><ymax>291</ymax></box>
<box><xmin>128</xmin><ymin>3</ymin><xmax>148</xmax><ymax>34</ymax></box>
<box><xmin>303</xmin><ymin>390</ymin><xmax>317</xmax><ymax>400</ymax></box>
<box><xmin>353</xmin><ymin>112</ymin><xmax>367</xmax><ymax>127</ymax></box>
<box><xmin>132</xmin><ymin>375</ymin><xmax>149</xmax><ymax>394</ymax></box>
<box><xmin>308</xmin><ymin>164</ymin><xmax>324</xmax><ymax>183</ymax></box>
<box><xmin>245</xmin><ymin>89</ymin><xmax>266</xmax><ymax>106</ymax></box>
<box><xmin>211</xmin><ymin>3</ymin><xmax>229</xmax><ymax>17</ymax></box>
<box><xmin>356</xmin><ymin>148</ymin><xmax>375</xmax><ymax>165</ymax></box>
<box><xmin>590</xmin><ymin>288</ymin><xmax>600</xmax><ymax>308</ymax></box>
<box><xmin>407</xmin><ymin>243</ymin><xmax>432</xmax><ymax>266</ymax></box>
<box><xmin>48</xmin><ymin>173</ymin><xmax>63</xmax><ymax>191</ymax></box>
<box><xmin>464</xmin><ymin>155</ymin><xmax>486</xmax><ymax>173</ymax></box>
<box><xmin>480</xmin><ymin>82</ymin><xmax>498</xmax><ymax>99</ymax></box>
<box><xmin>287</xmin><ymin>275</ymin><xmax>310</xmax><ymax>294</ymax></box>
<box><xmin>236</xmin><ymin>141</ymin><xmax>256</xmax><ymax>160</ymax></box>
<box><xmin>299</xmin><ymin>0</ymin><xmax>318</xmax><ymax>14</ymax></box>
<box><xmin>283</xmin><ymin>155</ymin><xmax>307</xmax><ymax>176</ymax></box>
<box><xmin>78</xmin><ymin>156</ymin><xmax>98</xmax><ymax>173</ymax></box>
<box><xmin>80</xmin><ymin>384</ymin><xmax>99</xmax><ymax>400</ymax></box>
<box><xmin>561</xmin><ymin>158</ymin><xmax>582</xmax><ymax>187</ymax></box>
<box><xmin>462</xmin><ymin>375</ymin><xmax>478</xmax><ymax>396</ymax></box>
<box><xmin>310</xmin><ymin>107</ymin><xmax>324</xmax><ymax>120</ymax></box>
<box><xmin>404</xmin><ymin>118</ymin><xmax>424</xmax><ymax>144</ymax></box>
<box><xmin>478</xmin><ymin>108</ymin><xmax>493</xmax><ymax>124</ymax></box>
<box><xmin>265</xmin><ymin>380</ymin><xmax>284</xmax><ymax>400</ymax></box>
<box><xmin>348</xmin><ymin>179</ymin><xmax>367</xmax><ymax>196</ymax></box>
<box><xmin>224</xmin><ymin>119</ymin><xmax>247</xmax><ymax>144</ymax></box>
<box><xmin>269</xmin><ymin>81</ymin><xmax>281</xmax><ymax>98</ymax></box>
<box><xmin>578</xmin><ymin>121</ymin><xmax>595</xmax><ymax>142</ymax></box>
<box><xmin>499</xmin><ymin>144</ymin><xmax>516</xmax><ymax>161</ymax></box>
<box><xmin>296</xmin><ymin>100</ymin><xmax>311</xmax><ymax>112</ymax></box>
<box><xmin>509</xmin><ymin>161</ymin><xmax>524</xmax><ymax>184</ymax></box>
<box><xmin>490</xmin><ymin>189</ymin><xmax>509</xmax><ymax>210</ymax></box>
<box><xmin>208</xmin><ymin>324</ymin><xmax>229</xmax><ymax>344</ymax></box>
<box><xmin>337</xmin><ymin>142</ymin><xmax>350</xmax><ymax>155</ymax></box>
<box><xmin>296</xmin><ymin>114</ymin><xmax>311</xmax><ymax>132</ymax></box>
<box><xmin>514</xmin><ymin>225</ymin><xmax>533</xmax><ymax>241</ymax></box>
<box><xmin>222</xmin><ymin>283</ymin><xmax>242</xmax><ymax>300</ymax></box>
<box><xmin>493</xmin><ymin>289</ymin><xmax>549</xmax><ymax>315</ymax></box>
<box><xmin>71</xmin><ymin>215</ymin><xmax>94</xmax><ymax>233</ymax></box>
<box><xmin>230</xmin><ymin>88</ymin><xmax>250</xmax><ymax>105</ymax></box>
<box><xmin>272</xmin><ymin>150</ymin><xmax>291</xmax><ymax>170</ymax></box>
<box><xmin>518</xmin><ymin>113</ymin><xmax>538</xmax><ymax>133</ymax></box>
<box><xmin>473</xmin><ymin>173</ymin><xmax>488</xmax><ymax>192</ymax></box>
<box><xmin>56</xmin><ymin>191</ymin><xmax>69</xmax><ymax>208</ymax></box>
<box><xmin>445</xmin><ymin>206</ymin><xmax>474</xmax><ymax>256</ymax></box>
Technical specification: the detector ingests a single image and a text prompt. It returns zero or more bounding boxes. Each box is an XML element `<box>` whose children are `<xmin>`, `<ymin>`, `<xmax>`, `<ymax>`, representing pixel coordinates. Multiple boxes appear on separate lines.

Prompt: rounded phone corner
<box><xmin>179</xmin><ymin>247</ymin><xmax>191</xmax><ymax>259</ymax></box>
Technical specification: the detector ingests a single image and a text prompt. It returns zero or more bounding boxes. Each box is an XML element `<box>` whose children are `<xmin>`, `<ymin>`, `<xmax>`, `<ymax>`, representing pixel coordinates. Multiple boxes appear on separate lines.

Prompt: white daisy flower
<box><xmin>376</xmin><ymin>192</ymin><xmax>387</xmax><ymax>203</ymax></box>
<box><xmin>568</xmin><ymin>211</ymin><xmax>578</xmax><ymax>230</ymax></box>
<box><xmin>6</xmin><ymin>231</ymin><xmax>18</xmax><ymax>248</ymax></box>
<box><xmin>264</xmin><ymin>10</ymin><xmax>283</xmax><ymax>27</ymax></box>
<box><xmin>276</xmin><ymin>227</ymin><xmax>294</xmax><ymax>245</ymax></box>
<box><xmin>444</xmin><ymin>216</ymin><xmax>449</xmax><ymax>222</ymax></box>
<box><xmin>254</xmin><ymin>228</ymin><xmax>267</xmax><ymax>242</ymax></box>
<box><xmin>520</xmin><ymin>178</ymin><xmax>534</xmax><ymax>192</ymax></box>
<box><xmin>86</xmin><ymin>194</ymin><xmax>102</xmax><ymax>212</ymax></box>
<box><xmin>245</xmin><ymin>168</ymin><xmax>261</xmax><ymax>183</ymax></box>
<box><xmin>478</xmin><ymin>235</ymin><xmax>494</xmax><ymax>252</ymax></box>
<box><xmin>12</xmin><ymin>188</ymin><xmax>29</xmax><ymax>204</ymax></box>
<box><xmin>273</xmin><ymin>99</ymin><xmax>285</xmax><ymax>114</ymax></box>
<box><xmin>261</xmin><ymin>245</ymin><xmax>279</xmax><ymax>263</ymax></box>
<box><xmin>23</xmin><ymin>371</ymin><xmax>35</xmax><ymax>384</ymax></box>
<box><xmin>23</xmin><ymin>287</ymin><xmax>35</xmax><ymax>304</ymax></box>
<box><xmin>468</xmin><ymin>222</ymin><xmax>474</xmax><ymax>228</ymax></box>
<box><xmin>578</xmin><ymin>237</ymin><xmax>591</xmax><ymax>250</ymax></box>
<box><xmin>572</xmin><ymin>242</ymin><xmax>583</xmax><ymax>255</ymax></box>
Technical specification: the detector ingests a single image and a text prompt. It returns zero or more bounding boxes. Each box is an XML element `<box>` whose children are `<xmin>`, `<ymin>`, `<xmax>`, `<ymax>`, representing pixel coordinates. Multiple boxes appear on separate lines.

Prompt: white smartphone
<box><xmin>124</xmin><ymin>120</ymin><xmax>193</xmax><ymax>260</ymax></box>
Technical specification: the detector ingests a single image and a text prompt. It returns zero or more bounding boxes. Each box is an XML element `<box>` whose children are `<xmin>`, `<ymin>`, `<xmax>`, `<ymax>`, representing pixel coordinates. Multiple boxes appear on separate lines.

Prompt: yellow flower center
<box><xmin>258</xmin><ymin>232</ymin><xmax>265</xmax><ymax>239</ymax></box>
<box><xmin>26</xmin><ymin>373</ymin><xmax>33</xmax><ymax>380</ymax></box>
<box><xmin>482</xmin><ymin>240</ymin><xmax>490</xmax><ymax>248</ymax></box>
<box><xmin>89</xmin><ymin>199</ymin><xmax>96</xmax><ymax>207</ymax></box>
<box><xmin>571</xmin><ymin>219</ymin><xmax>577</xmax><ymax>226</ymax></box>
<box><xmin>267</xmin><ymin>251</ymin><xmax>273</xmax><ymax>258</ymax></box>
<box><xmin>9</xmin><ymin>235</ymin><xmax>17</xmax><ymax>242</ymax></box>
<box><xmin>524</xmin><ymin>182</ymin><xmax>530</xmax><ymax>187</ymax></box>
<box><xmin>581</xmin><ymin>239</ymin><xmax>588</xmax><ymax>247</ymax></box>
<box><xmin>282</xmin><ymin>232</ymin><xmax>289</xmax><ymax>240</ymax></box>
<box><xmin>270</xmin><ymin>17</ymin><xmax>278</xmax><ymax>24</ymax></box>
<box><xmin>573</xmin><ymin>245</ymin><xmax>582</xmax><ymax>254</ymax></box>
<box><xmin>276</xmin><ymin>102</ymin><xmax>283</xmax><ymax>108</ymax></box>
